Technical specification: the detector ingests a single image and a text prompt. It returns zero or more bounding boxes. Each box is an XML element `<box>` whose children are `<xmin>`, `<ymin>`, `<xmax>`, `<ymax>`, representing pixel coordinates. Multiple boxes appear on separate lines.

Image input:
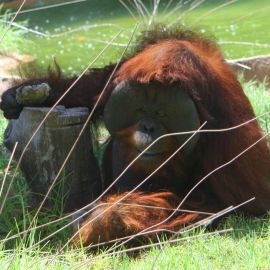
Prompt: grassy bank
<box><xmin>2</xmin><ymin>0</ymin><xmax>270</xmax><ymax>74</ymax></box>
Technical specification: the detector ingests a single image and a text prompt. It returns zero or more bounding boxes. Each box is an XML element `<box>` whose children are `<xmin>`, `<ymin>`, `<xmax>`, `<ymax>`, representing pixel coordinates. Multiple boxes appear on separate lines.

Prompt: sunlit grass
<box><xmin>3</xmin><ymin>0</ymin><xmax>270</xmax><ymax>74</ymax></box>
<box><xmin>243</xmin><ymin>80</ymin><xmax>270</xmax><ymax>133</ymax></box>
<box><xmin>0</xmin><ymin>214</ymin><xmax>269</xmax><ymax>269</ymax></box>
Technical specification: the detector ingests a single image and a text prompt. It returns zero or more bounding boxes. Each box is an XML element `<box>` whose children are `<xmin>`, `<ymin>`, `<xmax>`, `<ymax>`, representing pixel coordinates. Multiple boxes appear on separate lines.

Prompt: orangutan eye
<box><xmin>136</xmin><ymin>108</ymin><xmax>146</xmax><ymax>116</ymax></box>
<box><xmin>156</xmin><ymin>111</ymin><xmax>166</xmax><ymax>118</ymax></box>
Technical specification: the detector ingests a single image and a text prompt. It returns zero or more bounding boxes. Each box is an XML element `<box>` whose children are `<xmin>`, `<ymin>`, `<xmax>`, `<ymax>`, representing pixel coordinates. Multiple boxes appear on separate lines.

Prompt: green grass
<box><xmin>3</xmin><ymin>0</ymin><xmax>270</xmax><ymax>75</ymax></box>
<box><xmin>243</xmin><ymin>80</ymin><xmax>270</xmax><ymax>133</ymax></box>
<box><xmin>0</xmin><ymin>215</ymin><xmax>269</xmax><ymax>269</ymax></box>
<box><xmin>0</xmin><ymin>81</ymin><xmax>269</xmax><ymax>269</ymax></box>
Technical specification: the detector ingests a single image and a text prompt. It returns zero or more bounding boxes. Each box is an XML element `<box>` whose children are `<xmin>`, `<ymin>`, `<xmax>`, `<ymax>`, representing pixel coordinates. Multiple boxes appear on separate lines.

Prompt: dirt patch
<box><xmin>0</xmin><ymin>52</ymin><xmax>33</xmax><ymax>72</ymax></box>
<box><xmin>0</xmin><ymin>52</ymin><xmax>34</xmax><ymax>97</ymax></box>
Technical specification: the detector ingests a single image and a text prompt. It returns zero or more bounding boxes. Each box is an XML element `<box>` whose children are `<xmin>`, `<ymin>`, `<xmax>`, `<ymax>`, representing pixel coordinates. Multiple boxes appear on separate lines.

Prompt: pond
<box><xmin>8</xmin><ymin>0</ymin><xmax>270</xmax><ymax>75</ymax></box>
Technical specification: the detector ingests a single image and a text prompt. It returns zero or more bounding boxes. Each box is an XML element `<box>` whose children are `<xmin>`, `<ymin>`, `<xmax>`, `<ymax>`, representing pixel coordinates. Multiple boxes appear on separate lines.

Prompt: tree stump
<box><xmin>4</xmin><ymin>106</ymin><xmax>101</xmax><ymax>212</ymax></box>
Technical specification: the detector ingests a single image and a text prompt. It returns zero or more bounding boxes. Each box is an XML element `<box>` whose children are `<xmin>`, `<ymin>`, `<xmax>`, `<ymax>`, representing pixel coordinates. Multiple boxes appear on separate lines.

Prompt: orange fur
<box><xmin>2</xmin><ymin>27</ymin><xmax>270</xmax><ymax>247</ymax></box>
<box><xmin>74</xmin><ymin>29</ymin><xmax>270</xmax><ymax>246</ymax></box>
<box><xmin>73</xmin><ymin>192</ymin><xmax>200</xmax><ymax>246</ymax></box>
<box><xmin>114</xmin><ymin>35</ymin><xmax>270</xmax><ymax>214</ymax></box>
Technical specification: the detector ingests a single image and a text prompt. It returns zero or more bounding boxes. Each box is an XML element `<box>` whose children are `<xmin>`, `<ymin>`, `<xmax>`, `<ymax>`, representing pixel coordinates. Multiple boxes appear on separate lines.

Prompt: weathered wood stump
<box><xmin>4</xmin><ymin>106</ymin><xmax>101</xmax><ymax>212</ymax></box>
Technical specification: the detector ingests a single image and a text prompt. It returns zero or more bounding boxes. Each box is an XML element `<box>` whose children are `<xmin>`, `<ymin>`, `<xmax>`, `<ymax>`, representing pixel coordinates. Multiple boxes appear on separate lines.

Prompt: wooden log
<box><xmin>228</xmin><ymin>54</ymin><xmax>270</xmax><ymax>87</ymax></box>
<box><xmin>4</xmin><ymin>106</ymin><xmax>102</xmax><ymax>212</ymax></box>
<box><xmin>1</xmin><ymin>0</ymin><xmax>37</xmax><ymax>9</ymax></box>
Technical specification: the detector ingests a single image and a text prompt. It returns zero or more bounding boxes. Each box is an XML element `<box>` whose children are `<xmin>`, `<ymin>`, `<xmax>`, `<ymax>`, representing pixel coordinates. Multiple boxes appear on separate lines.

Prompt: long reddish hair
<box><xmin>73</xmin><ymin>27</ymin><xmax>270</xmax><ymax>246</ymax></box>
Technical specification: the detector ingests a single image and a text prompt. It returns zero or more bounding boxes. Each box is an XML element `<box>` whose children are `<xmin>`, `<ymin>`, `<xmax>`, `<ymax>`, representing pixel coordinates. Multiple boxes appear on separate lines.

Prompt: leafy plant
<box><xmin>0</xmin><ymin>6</ymin><xmax>30</xmax><ymax>53</ymax></box>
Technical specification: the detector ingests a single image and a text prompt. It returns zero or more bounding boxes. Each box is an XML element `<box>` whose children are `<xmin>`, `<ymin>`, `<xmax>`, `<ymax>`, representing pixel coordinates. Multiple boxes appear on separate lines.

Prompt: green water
<box><xmin>11</xmin><ymin>0</ymin><xmax>270</xmax><ymax>75</ymax></box>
